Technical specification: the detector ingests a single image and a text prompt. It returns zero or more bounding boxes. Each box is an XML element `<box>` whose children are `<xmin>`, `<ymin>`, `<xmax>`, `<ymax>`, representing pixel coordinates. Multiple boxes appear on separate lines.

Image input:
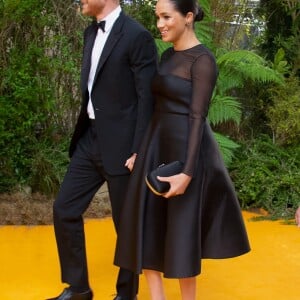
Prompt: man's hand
<box><xmin>125</xmin><ymin>153</ymin><xmax>137</xmax><ymax>172</ymax></box>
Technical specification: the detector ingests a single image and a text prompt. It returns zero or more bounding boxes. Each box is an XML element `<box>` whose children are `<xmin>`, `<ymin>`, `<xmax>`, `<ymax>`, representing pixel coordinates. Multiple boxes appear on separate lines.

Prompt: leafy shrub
<box><xmin>122</xmin><ymin>0</ymin><xmax>159</xmax><ymax>37</ymax></box>
<box><xmin>230</xmin><ymin>135</ymin><xmax>300</xmax><ymax>219</ymax></box>
<box><xmin>0</xmin><ymin>0</ymin><xmax>86</xmax><ymax>193</ymax></box>
<box><xmin>267</xmin><ymin>76</ymin><xmax>300</xmax><ymax>146</ymax></box>
<box><xmin>28</xmin><ymin>139</ymin><xmax>69</xmax><ymax>196</ymax></box>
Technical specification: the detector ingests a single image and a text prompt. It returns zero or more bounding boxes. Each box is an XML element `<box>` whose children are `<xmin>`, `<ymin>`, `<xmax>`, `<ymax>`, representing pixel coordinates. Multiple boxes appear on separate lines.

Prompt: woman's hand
<box><xmin>157</xmin><ymin>173</ymin><xmax>192</xmax><ymax>198</ymax></box>
<box><xmin>125</xmin><ymin>153</ymin><xmax>137</xmax><ymax>172</ymax></box>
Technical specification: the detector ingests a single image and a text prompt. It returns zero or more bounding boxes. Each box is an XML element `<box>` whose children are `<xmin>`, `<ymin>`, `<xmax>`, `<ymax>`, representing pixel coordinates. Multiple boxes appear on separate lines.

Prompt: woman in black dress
<box><xmin>115</xmin><ymin>0</ymin><xmax>250</xmax><ymax>299</ymax></box>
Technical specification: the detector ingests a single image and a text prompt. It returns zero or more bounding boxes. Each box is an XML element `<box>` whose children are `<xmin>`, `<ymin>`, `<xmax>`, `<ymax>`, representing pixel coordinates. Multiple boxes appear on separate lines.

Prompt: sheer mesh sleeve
<box><xmin>183</xmin><ymin>53</ymin><xmax>218</xmax><ymax>176</ymax></box>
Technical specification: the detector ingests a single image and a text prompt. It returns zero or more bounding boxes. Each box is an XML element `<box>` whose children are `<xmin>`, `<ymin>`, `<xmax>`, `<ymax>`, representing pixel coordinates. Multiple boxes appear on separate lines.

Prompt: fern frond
<box><xmin>213</xmin><ymin>132</ymin><xmax>240</xmax><ymax>166</ymax></box>
<box><xmin>217</xmin><ymin>50</ymin><xmax>283</xmax><ymax>85</ymax></box>
<box><xmin>216</xmin><ymin>70</ymin><xmax>244</xmax><ymax>93</ymax></box>
<box><xmin>234</xmin><ymin>62</ymin><xmax>283</xmax><ymax>84</ymax></box>
<box><xmin>217</xmin><ymin>50</ymin><xmax>265</xmax><ymax>65</ymax></box>
<box><xmin>197</xmin><ymin>0</ymin><xmax>210</xmax><ymax>15</ymax></box>
<box><xmin>208</xmin><ymin>95</ymin><xmax>241</xmax><ymax>125</ymax></box>
<box><xmin>195</xmin><ymin>0</ymin><xmax>214</xmax><ymax>48</ymax></box>
<box><xmin>195</xmin><ymin>20</ymin><xmax>214</xmax><ymax>48</ymax></box>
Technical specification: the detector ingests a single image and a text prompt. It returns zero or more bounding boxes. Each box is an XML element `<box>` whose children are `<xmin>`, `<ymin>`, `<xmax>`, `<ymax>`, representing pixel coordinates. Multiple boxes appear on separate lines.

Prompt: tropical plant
<box><xmin>267</xmin><ymin>76</ymin><xmax>300</xmax><ymax>146</ymax></box>
<box><xmin>230</xmin><ymin>135</ymin><xmax>300</xmax><ymax>219</ymax></box>
<box><xmin>256</xmin><ymin>0</ymin><xmax>300</xmax><ymax>75</ymax></box>
<box><xmin>0</xmin><ymin>0</ymin><xmax>86</xmax><ymax>194</ymax></box>
<box><xmin>211</xmin><ymin>49</ymin><xmax>283</xmax><ymax>163</ymax></box>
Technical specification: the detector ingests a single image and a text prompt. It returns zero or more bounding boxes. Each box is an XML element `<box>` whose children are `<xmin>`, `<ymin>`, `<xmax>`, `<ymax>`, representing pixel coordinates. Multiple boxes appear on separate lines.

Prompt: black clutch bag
<box><xmin>145</xmin><ymin>161</ymin><xmax>183</xmax><ymax>196</ymax></box>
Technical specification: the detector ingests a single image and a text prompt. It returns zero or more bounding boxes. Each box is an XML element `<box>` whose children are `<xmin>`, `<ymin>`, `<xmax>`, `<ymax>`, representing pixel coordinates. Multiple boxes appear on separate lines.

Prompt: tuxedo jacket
<box><xmin>69</xmin><ymin>12</ymin><xmax>158</xmax><ymax>175</ymax></box>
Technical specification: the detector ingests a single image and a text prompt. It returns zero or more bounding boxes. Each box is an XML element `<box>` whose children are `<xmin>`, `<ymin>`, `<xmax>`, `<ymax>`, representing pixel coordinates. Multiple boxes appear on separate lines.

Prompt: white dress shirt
<box><xmin>87</xmin><ymin>6</ymin><xmax>122</xmax><ymax>119</ymax></box>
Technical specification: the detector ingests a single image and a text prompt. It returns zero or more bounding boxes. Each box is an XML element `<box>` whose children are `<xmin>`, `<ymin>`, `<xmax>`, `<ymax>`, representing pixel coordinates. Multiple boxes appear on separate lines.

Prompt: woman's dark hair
<box><xmin>169</xmin><ymin>0</ymin><xmax>204</xmax><ymax>22</ymax></box>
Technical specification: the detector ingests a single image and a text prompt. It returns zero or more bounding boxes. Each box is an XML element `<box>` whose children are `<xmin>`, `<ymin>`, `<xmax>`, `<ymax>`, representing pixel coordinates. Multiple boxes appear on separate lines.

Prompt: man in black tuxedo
<box><xmin>47</xmin><ymin>0</ymin><xmax>157</xmax><ymax>299</ymax></box>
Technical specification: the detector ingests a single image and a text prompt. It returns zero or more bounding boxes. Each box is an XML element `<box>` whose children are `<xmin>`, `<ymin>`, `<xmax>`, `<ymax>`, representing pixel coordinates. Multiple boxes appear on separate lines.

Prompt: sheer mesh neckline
<box><xmin>160</xmin><ymin>44</ymin><xmax>213</xmax><ymax>81</ymax></box>
<box><xmin>172</xmin><ymin>43</ymin><xmax>203</xmax><ymax>53</ymax></box>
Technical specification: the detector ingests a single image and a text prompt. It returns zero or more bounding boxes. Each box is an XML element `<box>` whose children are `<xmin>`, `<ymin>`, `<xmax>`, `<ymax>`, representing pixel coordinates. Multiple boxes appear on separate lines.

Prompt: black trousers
<box><xmin>53</xmin><ymin>123</ymin><xmax>138</xmax><ymax>299</ymax></box>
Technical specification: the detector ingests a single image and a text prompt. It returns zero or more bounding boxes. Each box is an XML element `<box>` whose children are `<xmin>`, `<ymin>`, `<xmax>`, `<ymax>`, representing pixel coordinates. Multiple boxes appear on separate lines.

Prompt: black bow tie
<box><xmin>97</xmin><ymin>21</ymin><xmax>106</xmax><ymax>32</ymax></box>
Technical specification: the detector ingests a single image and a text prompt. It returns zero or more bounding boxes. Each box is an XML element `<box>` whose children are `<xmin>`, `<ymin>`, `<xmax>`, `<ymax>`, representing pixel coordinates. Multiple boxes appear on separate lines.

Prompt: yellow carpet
<box><xmin>0</xmin><ymin>211</ymin><xmax>299</xmax><ymax>299</ymax></box>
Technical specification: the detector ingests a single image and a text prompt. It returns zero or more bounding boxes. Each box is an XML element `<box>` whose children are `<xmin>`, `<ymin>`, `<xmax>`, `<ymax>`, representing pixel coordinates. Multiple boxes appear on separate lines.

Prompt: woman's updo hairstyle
<box><xmin>169</xmin><ymin>0</ymin><xmax>204</xmax><ymax>22</ymax></box>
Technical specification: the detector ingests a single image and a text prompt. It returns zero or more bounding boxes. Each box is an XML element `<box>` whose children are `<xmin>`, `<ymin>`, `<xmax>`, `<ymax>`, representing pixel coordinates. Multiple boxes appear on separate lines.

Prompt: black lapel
<box><xmin>81</xmin><ymin>23</ymin><xmax>97</xmax><ymax>92</ymax></box>
<box><xmin>92</xmin><ymin>12</ymin><xmax>125</xmax><ymax>87</ymax></box>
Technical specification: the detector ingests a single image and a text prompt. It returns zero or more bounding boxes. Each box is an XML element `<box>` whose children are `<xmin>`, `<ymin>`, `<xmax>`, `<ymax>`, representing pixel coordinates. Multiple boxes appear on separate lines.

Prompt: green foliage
<box><xmin>214</xmin><ymin>48</ymin><xmax>285</xmax><ymax>140</ymax></box>
<box><xmin>208</xmin><ymin>95</ymin><xmax>241</xmax><ymax>126</ymax></box>
<box><xmin>0</xmin><ymin>0</ymin><xmax>86</xmax><ymax>193</ymax></box>
<box><xmin>207</xmin><ymin>48</ymin><xmax>283</xmax><ymax>158</ymax></box>
<box><xmin>216</xmin><ymin>49</ymin><xmax>283</xmax><ymax>93</ymax></box>
<box><xmin>195</xmin><ymin>0</ymin><xmax>214</xmax><ymax>50</ymax></box>
<box><xmin>257</xmin><ymin>0</ymin><xmax>300</xmax><ymax>75</ymax></box>
<box><xmin>230</xmin><ymin>136</ymin><xmax>300</xmax><ymax>219</ymax></box>
<box><xmin>267</xmin><ymin>76</ymin><xmax>300</xmax><ymax>146</ymax></box>
<box><xmin>122</xmin><ymin>0</ymin><xmax>159</xmax><ymax>37</ymax></box>
<box><xmin>29</xmin><ymin>140</ymin><xmax>69</xmax><ymax>196</ymax></box>
<box><xmin>272</xmin><ymin>48</ymin><xmax>291</xmax><ymax>75</ymax></box>
<box><xmin>213</xmin><ymin>132</ymin><xmax>240</xmax><ymax>166</ymax></box>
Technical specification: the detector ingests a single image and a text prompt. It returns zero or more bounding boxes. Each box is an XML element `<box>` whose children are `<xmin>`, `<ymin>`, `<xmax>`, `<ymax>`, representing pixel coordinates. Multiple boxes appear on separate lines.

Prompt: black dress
<box><xmin>114</xmin><ymin>45</ymin><xmax>250</xmax><ymax>278</ymax></box>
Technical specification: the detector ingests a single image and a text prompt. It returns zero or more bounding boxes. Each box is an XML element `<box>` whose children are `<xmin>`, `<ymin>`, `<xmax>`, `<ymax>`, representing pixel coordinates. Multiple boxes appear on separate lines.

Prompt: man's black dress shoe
<box><xmin>46</xmin><ymin>288</ymin><xmax>93</xmax><ymax>300</ymax></box>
